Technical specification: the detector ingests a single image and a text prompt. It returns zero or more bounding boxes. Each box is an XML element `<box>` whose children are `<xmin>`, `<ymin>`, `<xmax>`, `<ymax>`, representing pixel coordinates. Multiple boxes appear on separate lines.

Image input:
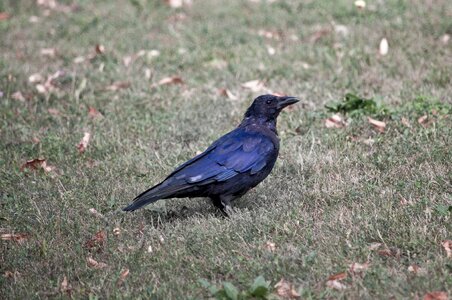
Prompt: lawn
<box><xmin>0</xmin><ymin>0</ymin><xmax>451</xmax><ymax>299</ymax></box>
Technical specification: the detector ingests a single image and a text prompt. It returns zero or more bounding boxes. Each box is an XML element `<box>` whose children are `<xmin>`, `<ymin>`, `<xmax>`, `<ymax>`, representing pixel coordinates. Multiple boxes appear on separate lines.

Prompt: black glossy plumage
<box><xmin>123</xmin><ymin>94</ymin><xmax>299</xmax><ymax>214</ymax></box>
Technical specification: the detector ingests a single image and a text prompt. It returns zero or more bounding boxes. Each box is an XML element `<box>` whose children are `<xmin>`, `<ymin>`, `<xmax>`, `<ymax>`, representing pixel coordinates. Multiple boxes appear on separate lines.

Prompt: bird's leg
<box><xmin>211</xmin><ymin>195</ymin><xmax>234</xmax><ymax>217</ymax></box>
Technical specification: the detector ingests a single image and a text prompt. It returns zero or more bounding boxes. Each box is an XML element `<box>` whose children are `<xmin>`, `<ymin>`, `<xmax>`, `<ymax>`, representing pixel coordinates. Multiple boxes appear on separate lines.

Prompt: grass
<box><xmin>0</xmin><ymin>0</ymin><xmax>451</xmax><ymax>298</ymax></box>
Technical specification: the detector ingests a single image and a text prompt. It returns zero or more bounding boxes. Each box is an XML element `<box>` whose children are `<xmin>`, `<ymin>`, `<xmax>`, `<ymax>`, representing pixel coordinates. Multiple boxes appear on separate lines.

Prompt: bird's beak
<box><xmin>277</xmin><ymin>96</ymin><xmax>300</xmax><ymax>110</ymax></box>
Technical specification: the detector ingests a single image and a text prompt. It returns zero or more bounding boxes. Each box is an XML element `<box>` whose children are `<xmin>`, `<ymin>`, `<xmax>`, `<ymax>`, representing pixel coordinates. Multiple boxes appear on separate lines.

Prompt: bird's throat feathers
<box><xmin>240</xmin><ymin>116</ymin><xmax>278</xmax><ymax>134</ymax></box>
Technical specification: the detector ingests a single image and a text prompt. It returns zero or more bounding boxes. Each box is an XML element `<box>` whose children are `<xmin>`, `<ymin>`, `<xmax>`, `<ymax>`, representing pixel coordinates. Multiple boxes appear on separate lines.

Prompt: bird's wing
<box><xmin>171</xmin><ymin>129</ymin><xmax>276</xmax><ymax>184</ymax></box>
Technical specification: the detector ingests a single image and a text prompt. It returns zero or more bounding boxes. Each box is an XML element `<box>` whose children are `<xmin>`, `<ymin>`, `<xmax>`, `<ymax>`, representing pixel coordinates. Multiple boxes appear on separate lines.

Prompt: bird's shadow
<box><xmin>141</xmin><ymin>200</ymin><xmax>225</xmax><ymax>228</ymax></box>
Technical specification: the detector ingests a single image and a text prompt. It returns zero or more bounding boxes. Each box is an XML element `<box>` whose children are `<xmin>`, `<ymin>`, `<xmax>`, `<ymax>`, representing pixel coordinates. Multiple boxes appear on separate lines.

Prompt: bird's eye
<box><xmin>266</xmin><ymin>100</ymin><xmax>272</xmax><ymax>104</ymax></box>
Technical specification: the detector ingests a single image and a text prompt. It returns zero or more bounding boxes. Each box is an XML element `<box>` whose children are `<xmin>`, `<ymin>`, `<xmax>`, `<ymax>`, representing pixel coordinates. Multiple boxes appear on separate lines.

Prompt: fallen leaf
<box><xmin>123</xmin><ymin>56</ymin><xmax>133</xmax><ymax>67</ymax></box>
<box><xmin>354</xmin><ymin>0</ymin><xmax>366</xmax><ymax>9</ymax></box>
<box><xmin>407</xmin><ymin>264</ymin><xmax>426</xmax><ymax>275</ymax></box>
<box><xmin>379</xmin><ymin>38</ymin><xmax>389</xmax><ymax>56</ymax></box>
<box><xmin>265</xmin><ymin>241</ymin><xmax>276</xmax><ymax>252</ymax></box>
<box><xmin>418</xmin><ymin>115</ymin><xmax>428</xmax><ymax>126</ymax></box>
<box><xmin>47</xmin><ymin>108</ymin><xmax>60</xmax><ymax>115</ymax></box>
<box><xmin>32</xmin><ymin>137</ymin><xmax>41</xmax><ymax>144</ymax></box>
<box><xmin>88</xmin><ymin>208</ymin><xmax>104</xmax><ymax>219</ymax></box>
<box><xmin>241</xmin><ymin>80</ymin><xmax>266</xmax><ymax>92</ymax></box>
<box><xmin>77</xmin><ymin>132</ymin><xmax>91</xmax><ymax>154</ymax></box>
<box><xmin>309</xmin><ymin>28</ymin><xmax>331</xmax><ymax>43</ymax></box>
<box><xmin>113</xmin><ymin>227</ymin><xmax>121</xmax><ymax>236</ymax></box>
<box><xmin>40</xmin><ymin>48</ymin><xmax>57</xmax><ymax>57</ymax></box>
<box><xmin>442</xmin><ymin>240</ymin><xmax>452</xmax><ymax>258</ymax></box>
<box><xmin>60</xmin><ymin>275</ymin><xmax>72</xmax><ymax>294</ymax></box>
<box><xmin>29</xmin><ymin>73</ymin><xmax>44</xmax><ymax>83</ymax></box>
<box><xmin>377</xmin><ymin>248</ymin><xmax>400</xmax><ymax>258</ymax></box>
<box><xmin>328</xmin><ymin>272</ymin><xmax>347</xmax><ymax>281</ymax></box>
<box><xmin>20</xmin><ymin>159</ymin><xmax>55</xmax><ymax>172</ymax></box>
<box><xmin>274</xmin><ymin>279</ymin><xmax>300</xmax><ymax>299</ymax></box>
<box><xmin>401</xmin><ymin>117</ymin><xmax>411</xmax><ymax>128</ymax></box>
<box><xmin>218</xmin><ymin>88</ymin><xmax>238</xmax><ymax>100</ymax></box>
<box><xmin>3</xmin><ymin>270</ymin><xmax>20</xmax><ymax>279</ymax></box>
<box><xmin>1</xmin><ymin>233</ymin><xmax>29</xmax><ymax>243</ymax></box>
<box><xmin>166</xmin><ymin>0</ymin><xmax>192</xmax><ymax>8</ymax></box>
<box><xmin>117</xmin><ymin>268</ymin><xmax>130</xmax><ymax>286</ymax></box>
<box><xmin>326</xmin><ymin>279</ymin><xmax>347</xmax><ymax>290</ymax></box>
<box><xmin>349</xmin><ymin>262</ymin><xmax>370</xmax><ymax>273</ymax></box>
<box><xmin>154</xmin><ymin>76</ymin><xmax>184</xmax><ymax>87</ymax></box>
<box><xmin>369</xmin><ymin>242</ymin><xmax>382</xmax><ymax>250</ymax></box>
<box><xmin>368</xmin><ymin>117</ymin><xmax>386</xmax><ymax>133</ymax></box>
<box><xmin>11</xmin><ymin>91</ymin><xmax>26</xmax><ymax>101</ymax></box>
<box><xmin>95</xmin><ymin>44</ymin><xmax>105</xmax><ymax>54</ymax></box>
<box><xmin>144</xmin><ymin>68</ymin><xmax>152</xmax><ymax>79</ymax></box>
<box><xmin>0</xmin><ymin>12</ymin><xmax>11</xmax><ymax>21</ymax></box>
<box><xmin>440</xmin><ymin>34</ymin><xmax>450</xmax><ymax>45</ymax></box>
<box><xmin>423</xmin><ymin>291</ymin><xmax>448</xmax><ymax>300</ymax></box>
<box><xmin>86</xmin><ymin>257</ymin><xmax>107</xmax><ymax>269</ymax></box>
<box><xmin>88</xmin><ymin>106</ymin><xmax>102</xmax><ymax>118</ymax></box>
<box><xmin>267</xmin><ymin>46</ymin><xmax>276</xmax><ymax>55</ymax></box>
<box><xmin>325</xmin><ymin>114</ymin><xmax>346</xmax><ymax>128</ymax></box>
<box><xmin>84</xmin><ymin>230</ymin><xmax>106</xmax><ymax>252</ymax></box>
<box><xmin>105</xmin><ymin>81</ymin><xmax>130</xmax><ymax>91</ymax></box>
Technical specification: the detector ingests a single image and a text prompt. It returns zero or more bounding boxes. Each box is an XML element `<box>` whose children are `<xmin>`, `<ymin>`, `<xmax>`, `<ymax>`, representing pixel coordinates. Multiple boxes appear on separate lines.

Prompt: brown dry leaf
<box><xmin>105</xmin><ymin>81</ymin><xmax>130</xmax><ymax>91</ymax></box>
<box><xmin>379</xmin><ymin>38</ymin><xmax>389</xmax><ymax>56</ymax></box>
<box><xmin>11</xmin><ymin>91</ymin><xmax>26</xmax><ymax>101</ymax></box>
<box><xmin>241</xmin><ymin>79</ymin><xmax>266</xmax><ymax>92</ymax></box>
<box><xmin>326</xmin><ymin>279</ymin><xmax>347</xmax><ymax>290</ymax></box>
<box><xmin>309</xmin><ymin>28</ymin><xmax>331</xmax><ymax>43</ymax></box>
<box><xmin>407</xmin><ymin>264</ymin><xmax>426</xmax><ymax>275</ymax></box>
<box><xmin>377</xmin><ymin>248</ymin><xmax>400</xmax><ymax>258</ymax></box>
<box><xmin>88</xmin><ymin>208</ymin><xmax>105</xmax><ymax>219</ymax></box>
<box><xmin>41</xmin><ymin>48</ymin><xmax>57</xmax><ymax>57</ymax></box>
<box><xmin>442</xmin><ymin>240</ymin><xmax>452</xmax><ymax>258</ymax></box>
<box><xmin>47</xmin><ymin>108</ymin><xmax>60</xmax><ymax>115</ymax></box>
<box><xmin>418</xmin><ymin>115</ymin><xmax>428</xmax><ymax>126</ymax></box>
<box><xmin>20</xmin><ymin>158</ymin><xmax>55</xmax><ymax>172</ymax></box>
<box><xmin>117</xmin><ymin>268</ymin><xmax>130</xmax><ymax>286</ymax></box>
<box><xmin>349</xmin><ymin>262</ymin><xmax>370</xmax><ymax>273</ymax></box>
<box><xmin>88</xmin><ymin>106</ymin><xmax>102</xmax><ymax>118</ymax></box>
<box><xmin>60</xmin><ymin>275</ymin><xmax>72</xmax><ymax>294</ymax></box>
<box><xmin>84</xmin><ymin>230</ymin><xmax>106</xmax><ymax>252</ymax></box>
<box><xmin>3</xmin><ymin>270</ymin><xmax>20</xmax><ymax>279</ymax></box>
<box><xmin>328</xmin><ymin>272</ymin><xmax>347</xmax><ymax>281</ymax></box>
<box><xmin>369</xmin><ymin>242</ymin><xmax>382</xmax><ymax>250</ymax></box>
<box><xmin>1</xmin><ymin>233</ymin><xmax>29</xmax><ymax>244</ymax></box>
<box><xmin>423</xmin><ymin>291</ymin><xmax>448</xmax><ymax>300</ymax></box>
<box><xmin>95</xmin><ymin>44</ymin><xmax>105</xmax><ymax>54</ymax></box>
<box><xmin>401</xmin><ymin>117</ymin><xmax>411</xmax><ymax>128</ymax></box>
<box><xmin>86</xmin><ymin>257</ymin><xmax>108</xmax><ymax>269</ymax></box>
<box><xmin>265</xmin><ymin>241</ymin><xmax>276</xmax><ymax>252</ymax></box>
<box><xmin>218</xmin><ymin>88</ymin><xmax>238</xmax><ymax>101</ymax></box>
<box><xmin>368</xmin><ymin>117</ymin><xmax>386</xmax><ymax>133</ymax></box>
<box><xmin>155</xmin><ymin>76</ymin><xmax>184</xmax><ymax>87</ymax></box>
<box><xmin>326</xmin><ymin>272</ymin><xmax>347</xmax><ymax>290</ymax></box>
<box><xmin>0</xmin><ymin>12</ymin><xmax>11</xmax><ymax>21</ymax></box>
<box><xmin>274</xmin><ymin>279</ymin><xmax>300</xmax><ymax>299</ymax></box>
<box><xmin>325</xmin><ymin>114</ymin><xmax>346</xmax><ymax>128</ymax></box>
<box><xmin>77</xmin><ymin>132</ymin><xmax>91</xmax><ymax>154</ymax></box>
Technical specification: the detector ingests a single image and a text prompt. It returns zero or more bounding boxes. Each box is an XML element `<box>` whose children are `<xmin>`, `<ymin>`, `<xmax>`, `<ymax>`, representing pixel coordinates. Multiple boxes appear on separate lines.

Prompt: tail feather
<box><xmin>123</xmin><ymin>181</ymin><xmax>189</xmax><ymax>212</ymax></box>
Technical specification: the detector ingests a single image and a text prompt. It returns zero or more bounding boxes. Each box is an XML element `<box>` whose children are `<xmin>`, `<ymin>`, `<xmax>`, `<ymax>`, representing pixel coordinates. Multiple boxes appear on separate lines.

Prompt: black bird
<box><xmin>123</xmin><ymin>94</ymin><xmax>299</xmax><ymax>214</ymax></box>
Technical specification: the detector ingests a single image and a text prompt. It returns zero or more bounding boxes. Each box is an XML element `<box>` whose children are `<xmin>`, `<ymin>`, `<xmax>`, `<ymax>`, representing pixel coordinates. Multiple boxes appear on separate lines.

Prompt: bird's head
<box><xmin>244</xmin><ymin>94</ymin><xmax>299</xmax><ymax>121</ymax></box>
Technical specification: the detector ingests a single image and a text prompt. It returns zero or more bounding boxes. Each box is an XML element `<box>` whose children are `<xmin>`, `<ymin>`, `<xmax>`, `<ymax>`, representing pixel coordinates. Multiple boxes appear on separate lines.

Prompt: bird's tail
<box><xmin>123</xmin><ymin>181</ymin><xmax>189</xmax><ymax>212</ymax></box>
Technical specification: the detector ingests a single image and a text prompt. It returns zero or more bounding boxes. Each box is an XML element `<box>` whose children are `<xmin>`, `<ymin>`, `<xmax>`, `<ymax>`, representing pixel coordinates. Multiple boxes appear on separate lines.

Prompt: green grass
<box><xmin>1</xmin><ymin>0</ymin><xmax>451</xmax><ymax>298</ymax></box>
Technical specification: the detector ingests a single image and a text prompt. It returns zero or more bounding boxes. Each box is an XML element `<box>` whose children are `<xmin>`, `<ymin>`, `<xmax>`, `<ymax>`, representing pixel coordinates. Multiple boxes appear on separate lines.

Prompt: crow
<box><xmin>123</xmin><ymin>94</ymin><xmax>299</xmax><ymax>214</ymax></box>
